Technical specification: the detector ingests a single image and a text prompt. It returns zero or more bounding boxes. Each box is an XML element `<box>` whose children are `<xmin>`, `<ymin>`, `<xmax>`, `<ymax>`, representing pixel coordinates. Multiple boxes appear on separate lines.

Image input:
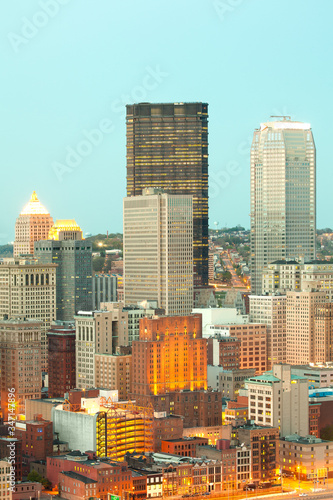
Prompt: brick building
<box><xmin>15</xmin><ymin>417</ymin><xmax>53</xmax><ymax>462</ymax></box>
<box><xmin>95</xmin><ymin>353</ymin><xmax>132</xmax><ymax>400</ymax></box>
<box><xmin>218</xmin><ymin>337</ymin><xmax>241</xmax><ymax>370</ymax></box>
<box><xmin>161</xmin><ymin>437</ymin><xmax>208</xmax><ymax>457</ymax></box>
<box><xmin>47</xmin><ymin>453</ymin><xmax>133</xmax><ymax>499</ymax></box>
<box><xmin>47</xmin><ymin>326</ymin><xmax>76</xmax><ymax>398</ymax></box>
<box><xmin>232</xmin><ymin>424</ymin><xmax>279</xmax><ymax>483</ymax></box>
<box><xmin>0</xmin><ymin>319</ymin><xmax>42</xmax><ymax>419</ymax></box>
<box><xmin>152</xmin><ymin>414</ymin><xmax>183</xmax><ymax>452</ymax></box>
<box><xmin>131</xmin><ymin>315</ymin><xmax>207</xmax><ymax>398</ymax></box>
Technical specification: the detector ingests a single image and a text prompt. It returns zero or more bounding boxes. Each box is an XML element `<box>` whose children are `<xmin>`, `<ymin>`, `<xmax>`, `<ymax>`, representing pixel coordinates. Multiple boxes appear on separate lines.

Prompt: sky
<box><xmin>1</xmin><ymin>0</ymin><xmax>332</xmax><ymax>244</ymax></box>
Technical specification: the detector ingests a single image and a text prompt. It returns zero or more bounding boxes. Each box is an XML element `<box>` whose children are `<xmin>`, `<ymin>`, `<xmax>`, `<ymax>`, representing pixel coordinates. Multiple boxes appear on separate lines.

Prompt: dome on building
<box><xmin>21</xmin><ymin>191</ymin><xmax>50</xmax><ymax>216</ymax></box>
<box><xmin>48</xmin><ymin>219</ymin><xmax>83</xmax><ymax>240</ymax></box>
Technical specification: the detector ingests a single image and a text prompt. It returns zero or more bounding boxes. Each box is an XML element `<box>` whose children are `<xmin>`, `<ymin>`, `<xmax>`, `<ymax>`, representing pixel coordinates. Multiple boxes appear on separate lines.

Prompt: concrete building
<box><xmin>286</xmin><ymin>290</ymin><xmax>327</xmax><ymax>365</ymax></box>
<box><xmin>314</xmin><ymin>303</ymin><xmax>333</xmax><ymax>363</ymax></box>
<box><xmin>34</xmin><ymin>230</ymin><xmax>93</xmax><ymax>321</ymax></box>
<box><xmin>0</xmin><ymin>438</ymin><xmax>22</xmax><ymax>482</ymax></box>
<box><xmin>0</xmin><ymin>459</ymin><xmax>11</xmax><ymax>500</ymax></box>
<box><xmin>75</xmin><ymin>310</ymin><xmax>121</xmax><ymax>389</ymax></box>
<box><xmin>249</xmin><ymin>294</ymin><xmax>286</xmax><ymax>369</ymax></box>
<box><xmin>290</xmin><ymin>364</ymin><xmax>333</xmax><ymax>388</ymax></box>
<box><xmin>52</xmin><ymin>393</ymin><xmax>154</xmax><ymax>461</ymax></box>
<box><xmin>126</xmin><ymin>102</ymin><xmax>208</xmax><ymax>288</ymax></box>
<box><xmin>247</xmin><ymin>364</ymin><xmax>309</xmax><ymax>437</ymax></box>
<box><xmin>94</xmin><ymin>353</ymin><xmax>132</xmax><ymax>400</ymax></box>
<box><xmin>279</xmin><ymin>434</ymin><xmax>333</xmax><ymax>480</ymax></box>
<box><xmin>0</xmin><ymin>319</ymin><xmax>41</xmax><ymax>419</ymax></box>
<box><xmin>92</xmin><ymin>274</ymin><xmax>117</xmax><ymax>309</ymax></box>
<box><xmin>0</xmin><ymin>259</ymin><xmax>56</xmax><ymax>371</ymax></box>
<box><xmin>47</xmin><ymin>325</ymin><xmax>76</xmax><ymax>398</ymax></box>
<box><xmin>219</xmin><ymin>368</ymin><xmax>256</xmax><ymax>400</ymax></box>
<box><xmin>13</xmin><ymin>191</ymin><xmax>53</xmax><ymax>257</ymax></box>
<box><xmin>124</xmin><ymin>189</ymin><xmax>193</xmax><ymax>316</ymax></box>
<box><xmin>262</xmin><ymin>260</ymin><xmax>333</xmax><ymax>295</ymax></box>
<box><xmin>250</xmin><ymin>119</ymin><xmax>316</xmax><ymax>294</ymax></box>
<box><xmin>192</xmin><ymin>308</ymin><xmax>248</xmax><ymax>338</ymax></box>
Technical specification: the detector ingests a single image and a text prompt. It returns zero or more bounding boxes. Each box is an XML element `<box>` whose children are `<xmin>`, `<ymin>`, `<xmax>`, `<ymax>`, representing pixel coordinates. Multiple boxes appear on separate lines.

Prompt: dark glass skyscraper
<box><xmin>126</xmin><ymin>102</ymin><xmax>209</xmax><ymax>287</ymax></box>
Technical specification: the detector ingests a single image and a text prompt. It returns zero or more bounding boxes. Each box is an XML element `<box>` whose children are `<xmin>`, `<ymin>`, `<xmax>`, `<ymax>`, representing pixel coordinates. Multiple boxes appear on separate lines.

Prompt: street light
<box><xmin>297</xmin><ymin>466</ymin><xmax>301</xmax><ymax>493</ymax></box>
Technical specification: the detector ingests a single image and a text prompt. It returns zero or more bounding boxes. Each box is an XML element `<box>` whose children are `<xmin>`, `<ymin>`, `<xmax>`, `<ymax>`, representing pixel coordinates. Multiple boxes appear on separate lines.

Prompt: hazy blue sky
<box><xmin>1</xmin><ymin>0</ymin><xmax>332</xmax><ymax>244</ymax></box>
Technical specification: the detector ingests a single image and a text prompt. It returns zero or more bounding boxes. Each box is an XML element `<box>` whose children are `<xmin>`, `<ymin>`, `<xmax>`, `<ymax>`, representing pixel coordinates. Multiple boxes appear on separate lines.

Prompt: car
<box><xmin>299</xmin><ymin>494</ymin><xmax>308</xmax><ymax>497</ymax></box>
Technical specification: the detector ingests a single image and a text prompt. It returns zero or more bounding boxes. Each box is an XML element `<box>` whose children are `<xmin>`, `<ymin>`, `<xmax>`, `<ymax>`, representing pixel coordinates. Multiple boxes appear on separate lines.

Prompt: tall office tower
<box><xmin>249</xmin><ymin>294</ymin><xmax>286</xmax><ymax>369</ymax></box>
<box><xmin>14</xmin><ymin>191</ymin><xmax>54</xmax><ymax>257</ymax></box>
<box><xmin>250</xmin><ymin>119</ymin><xmax>316</xmax><ymax>294</ymax></box>
<box><xmin>286</xmin><ymin>290</ymin><xmax>327</xmax><ymax>365</ymax></box>
<box><xmin>126</xmin><ymin>102</ymin><xmax>208</xmax><ymax>287</ymax></box>
<box><xmin>124</xmin><ymin>188</ymin><xmax>193</xmax><ymax>315</ymax></box>
<box><xmin>314</xmin><ymin>303</ymin><xmax>333</xmax><ymax>363</ymax></box>
<box><xmin>0</xmin><ymin>259</ymin><xmax>56</xmax><ymax>371</ymax></box>
<box><xmin>34</xmin><ymin>221</ymin><xmax>92</xmax><ymax>321</ymax></box>
<box><xmin>0</xmin><ymin>319</ymin><xmax>41</xmax><ymax>420</ymax></box>
<box><xmin>47</xmin><ymin>326</ymin><xmax>76</xmax><ymax>398</ymax></box>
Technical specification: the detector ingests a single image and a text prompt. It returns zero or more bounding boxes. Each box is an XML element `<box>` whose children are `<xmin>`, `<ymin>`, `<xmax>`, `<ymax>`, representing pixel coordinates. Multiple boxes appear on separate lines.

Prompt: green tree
<box><xmin>93</xmin><ymin>256</ymin><xmax>105</xmax><ymax>272</ymax></box>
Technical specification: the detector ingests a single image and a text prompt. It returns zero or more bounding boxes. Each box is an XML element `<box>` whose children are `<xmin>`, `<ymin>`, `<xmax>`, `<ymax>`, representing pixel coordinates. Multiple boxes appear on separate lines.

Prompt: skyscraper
<box><xmin>123</xmin><ymin>188</ymin><xmax>193</xmax><ymax>315</ymax></box>
<box><xmin>14</xmin><ymin>191</ymin><xmax>54</xmax><ymax>257</ymax></box>
<box><xmin>126</xmin><ymin>102</ymin><xmax>208</xmax><ymax>287</ymax></box>
<box><xmin>250</xmin><ymin>118</ymin><xmax>316</xmax><ymax>294</ymax></box>
<box><xmin>34</xmin><ymin>220</ymin><xmax>93</xmax><ymax>321</ymax></box>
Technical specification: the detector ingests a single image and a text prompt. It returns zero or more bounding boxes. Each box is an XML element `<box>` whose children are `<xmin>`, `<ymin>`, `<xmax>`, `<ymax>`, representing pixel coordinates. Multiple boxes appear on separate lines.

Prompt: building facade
<box><xmin>34</xmin><ymin>236</ymin><xmax>93</xmax><ymax>322</ymax></box>
<box><xmin>249</xmin><ymin>294</ymin><xmax>286</xmax><ymax>369</ymax></box>
<box><xmin>94</xmin><ymin>354</ymin><xmax>132</xmax><ymax>400</ymax></box>
<box><xmin>126</xmin><ymin>102</ymin><xmax>208</xmax><ymax>287</ymax></box>
<box><xmin>92</xmin><ymin>274</ymin><xmax>117</xmax><ymax>310</ymax></box>
<box><xmin>123</xmin><ymin>189</ymin><xmax>193</xmax><ymax>316</ymax></box>
<box><xmin>47</xmin><ymin>326</ymin><xmax>76</xmax><ymax>398</ymax></box>
<box><xmin>286</xmin><ymin>290</ymin><xmax>327</xmax><ymax>365</ymax></box>
<box><xmin>14</xmin><ymin>191</ymin><xmax>54</xmax><ymax>257</ymax></box>
<box><xmin>0</xmin><ymin>319</ymin><xmax>41</xmax><ymax>419</ymax></box>
<box><xmin>0</xmin><ymin>259</ymin><xmax>56</xmax><ymax>371</ymax></box>
<box><xmin>131</xmin><ymin>315</ymin><xmax>207</xmax><ymax>398</ymax></box>
<box><xmin>250</xmin><ymin>119</ymin><xmax>316</xmax><ymax>294</ymax></box>
<box><xmin>246</xmin><ymin>364</ymin><xmax>309</xmax><ymax>437</ymax></box>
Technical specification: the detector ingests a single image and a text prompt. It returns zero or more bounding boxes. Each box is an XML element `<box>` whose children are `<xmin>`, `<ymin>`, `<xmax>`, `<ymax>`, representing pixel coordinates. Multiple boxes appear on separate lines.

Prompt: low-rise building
<box><xmin>279</xmin><ymin>434</ymin><xmax>333</xmax><ymax>480</ymax></box>
<box><xmin>161</xmin><ymin>437</ymin><xmax>208</xmax><ymax>457</ymax></box>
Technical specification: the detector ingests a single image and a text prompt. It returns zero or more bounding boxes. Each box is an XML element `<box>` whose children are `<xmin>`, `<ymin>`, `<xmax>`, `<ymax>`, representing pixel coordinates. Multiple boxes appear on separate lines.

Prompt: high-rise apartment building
<box><xmin>13</xmin><ymin>191</ymin><xmax>54</xmax><ymax>257</ymax></box>
<box><xmin>92</xmin><ymin>274</ymin><xmax>117</xmax><ymax>310</ymax></box>
<box><xmin>250</xmin><ymin>119</ymin><xmax>316</xmax><ymax>294</ymax></box>
<box><xmin>126</xmin><ymin>102</ymin><xmax>208</xmax><ymax>287</ymax></box>
<box><xmin>124</xmin><ymin>188</ymin><xmax>193</xmax><ymax>315</ymax></box>
<box><xmin>0</xmin><ymin>319</ymin><xmax>41</xmax><ymax>420</ymax></box>
<box><xmin>286</xmin><ymin>290</ymin><xmax>327</xmax><ymax>365</ymax></box>
<box><xmin>249</xmin><ymin>295</ymin><xmax>286</xmax><ymax>369</ymax></box>
<box><xmin>47</xmin><ymin>326</ymin><xmax>76</xmax><ymax>398</ymax></box>
<box><xmin>34</xmin><ymin>222</ymin><xmax>92</xmax><ymax>321</ymax></box>
<box><xmin>0</xmin><ymin>259</ymin><xmax>56</xmax><ymax>371</ymax></box>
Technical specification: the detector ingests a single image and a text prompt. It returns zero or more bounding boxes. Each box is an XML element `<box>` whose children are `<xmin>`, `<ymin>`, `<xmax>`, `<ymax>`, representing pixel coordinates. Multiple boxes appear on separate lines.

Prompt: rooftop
<box><xmin>61</xmin><ymin>471</ymin><xmax>97</xmax><ymax>484</ymax></box>
<box><xmin>20</xmin><ymin>191</ymin><xmax>50</xmax><ymax>216</ymax></box>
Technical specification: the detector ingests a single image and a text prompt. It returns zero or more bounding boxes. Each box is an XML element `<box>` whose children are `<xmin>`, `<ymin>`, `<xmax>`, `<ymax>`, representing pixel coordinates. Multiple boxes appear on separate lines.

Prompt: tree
<box><xmin>26</xmin><ymin>470</ymin><xmax>51</xmax><ymax>489</ymax></box>
<box><xmin>93</xmin><ymin>256</ymin><xmax>105</xmax><ymax>272</ymax></box>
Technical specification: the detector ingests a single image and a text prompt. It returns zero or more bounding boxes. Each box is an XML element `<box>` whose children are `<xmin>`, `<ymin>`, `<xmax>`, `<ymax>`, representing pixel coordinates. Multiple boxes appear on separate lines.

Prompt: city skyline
<box><xmin>1</xmin><ymin>1</ymin><xmax>333</xmax><ymax>244</ymax></box>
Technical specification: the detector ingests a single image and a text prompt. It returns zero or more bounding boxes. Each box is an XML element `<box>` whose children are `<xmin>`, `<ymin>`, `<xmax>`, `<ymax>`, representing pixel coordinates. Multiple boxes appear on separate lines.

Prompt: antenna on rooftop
<box><xmin>270</xmin><ymin>115</ymin><xmax>291</xmax><ymax>121</ymax></box>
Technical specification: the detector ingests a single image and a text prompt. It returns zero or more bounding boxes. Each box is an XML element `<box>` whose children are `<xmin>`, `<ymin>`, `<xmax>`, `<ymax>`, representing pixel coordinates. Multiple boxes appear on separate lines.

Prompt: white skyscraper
<box><xmin>123</xmin><ymin>188</ymin><xmax>193</xmax><ymax>315</ymax></box>
<box><xmin>250</xmin><ymin>118</ymin><xmax>316</xmax><ymax>294</ymax></box>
